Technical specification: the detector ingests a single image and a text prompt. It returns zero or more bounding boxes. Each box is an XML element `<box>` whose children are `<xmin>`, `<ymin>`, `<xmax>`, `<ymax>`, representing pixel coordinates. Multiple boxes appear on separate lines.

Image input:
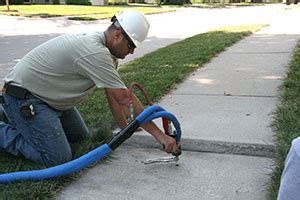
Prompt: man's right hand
<box><xmin>156</xmin><ymin>133</ymin><xmax>177</xmax><ymax>154</ymax></box>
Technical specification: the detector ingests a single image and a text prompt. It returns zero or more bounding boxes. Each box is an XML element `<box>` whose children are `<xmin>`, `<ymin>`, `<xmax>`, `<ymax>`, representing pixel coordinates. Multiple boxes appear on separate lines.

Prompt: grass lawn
<box><xmin>0</xmin><ymin>4</ymin><xmax>175</xmax><ymax>20</ymax></box>
<box><xmin>268</xmin><ymin>41</ymin><xmax>300</xmax><ymax>200</ymax></box>
<box><xmin>0</xmin><ymin>24</ymin><xmax>266</xmax><ymax>198</ymax></box>
<box><xmin>188</xmin><ymin>2</ymin><xmax>266</xmax><ymax>8</ymax></box>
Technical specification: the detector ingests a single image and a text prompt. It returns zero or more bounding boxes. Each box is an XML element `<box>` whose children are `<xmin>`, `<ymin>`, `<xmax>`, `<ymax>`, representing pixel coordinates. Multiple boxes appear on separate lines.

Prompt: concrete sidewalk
<box><xmin>58</xmin><ymin>145</ymin><xmax>271</xmax><ymax>200</ymax></box>
<box><xmin>58</xmin><ymin>6</ymin><xmax>300</xmax><ymax>200</ymax></box>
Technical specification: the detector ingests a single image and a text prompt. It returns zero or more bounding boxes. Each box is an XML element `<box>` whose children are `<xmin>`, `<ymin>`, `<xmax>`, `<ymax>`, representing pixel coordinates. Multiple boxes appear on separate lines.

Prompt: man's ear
<box><xmin>113</xmin><ymin>29</ymin><xmax>123</xmax><ymax>42</ymax></box>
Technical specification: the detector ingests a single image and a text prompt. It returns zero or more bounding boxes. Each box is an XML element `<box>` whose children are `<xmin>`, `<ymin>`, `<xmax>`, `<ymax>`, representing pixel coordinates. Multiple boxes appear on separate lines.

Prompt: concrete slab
<box><xmin>226</xmin><ymin>34</ymin><xmax>299</xmax><ymax>54</ymax></box>
<box><xmin>172</xmin><ymin>53</ymin><xmax>288</xmax><ymax>97</ymax></box>
<box><xmin>170</xmin><ymin>34</ymin><xmax>298</xmax><ymax>97</ymax></box>
<box><xmin>132</xmin><ymin>31</ymin><xmax>294</xmax><ymax>147</ymax></box>
<box><xmin>136</xmin><ymin>94</ymin><xmax>276</xmax><ymax>145</ymax></box>
<box><xmin>57</xmin><ymin>145</ymin><xmax>272</xmax><ymax>200</ymax></box>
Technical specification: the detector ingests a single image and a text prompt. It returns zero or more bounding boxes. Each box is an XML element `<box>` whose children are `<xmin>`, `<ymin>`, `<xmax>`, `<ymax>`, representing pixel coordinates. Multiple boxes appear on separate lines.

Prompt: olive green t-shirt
<box><xmin>4</xmin><ymin>31</ymin><xmax>126</xmax><ymax>110</ymax></box>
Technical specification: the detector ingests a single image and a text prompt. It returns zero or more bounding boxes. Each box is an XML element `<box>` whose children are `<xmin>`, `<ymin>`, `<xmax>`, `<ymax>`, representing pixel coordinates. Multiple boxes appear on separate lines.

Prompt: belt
<box><xmin>2</xmin><ymin>82</ymin><xmax>32</xmax><ymax>99</ymax></box>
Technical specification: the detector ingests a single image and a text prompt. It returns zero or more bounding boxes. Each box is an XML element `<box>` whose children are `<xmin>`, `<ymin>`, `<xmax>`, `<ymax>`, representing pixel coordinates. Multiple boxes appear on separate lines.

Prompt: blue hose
<box><xmin>0</xmin><ymin>105</ymin><xmax>181</xmax><ymax>183</ymax></box>
<box><xmin>135</xmin><ymin>105</ymin><xmax>166</xmax><ymax>123</ymax></box>
<box><xmin>0</xmin><ymin>144</ymin><xmax>112</xmax><ymax>183</ymax></box>
<box><xmin>141</xmin><ymin>111</ymin><xmax>181</xmax><ymax>142</ymax></box>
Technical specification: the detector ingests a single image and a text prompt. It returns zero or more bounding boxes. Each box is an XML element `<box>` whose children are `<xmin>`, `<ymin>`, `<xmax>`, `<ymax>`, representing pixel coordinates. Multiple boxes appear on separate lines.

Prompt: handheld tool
<box><xmin>128</xmin><ymin>82</ymin><xmax>182</xmax><ymax>165</ymax></box>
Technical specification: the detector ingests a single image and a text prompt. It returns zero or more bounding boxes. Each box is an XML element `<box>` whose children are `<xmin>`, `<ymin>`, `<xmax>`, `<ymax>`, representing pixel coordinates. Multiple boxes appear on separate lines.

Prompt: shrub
<box><xmin>11</xmin><ymin>0</ymin><xmax>24</xmax><ymax>4</ymax></box>
<box><xmin>108</xmin><ymin>0</ymin><xmax>127</xmax><ymax>5</ymax></box>
<box><xmin>53</xmin><ymin>0</ymin><xmax>60</xmax><ymax>4</ymax></box>
<box><xmin>66</xmin><ymin>0</ymin><xmax>91</xmax><ymax>5</ymax></box>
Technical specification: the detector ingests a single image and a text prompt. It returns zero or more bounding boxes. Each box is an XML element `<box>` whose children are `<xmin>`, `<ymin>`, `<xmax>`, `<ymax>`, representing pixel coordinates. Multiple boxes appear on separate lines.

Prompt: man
<box><xmin>278</xmin><ymin>136</ymin><xmax>300</xmax><ymax>200</ymax></box>
<box><xmin>0</xmin><ymin>10</ymin><xmax>177</xmax><ymax>167</ymax></box>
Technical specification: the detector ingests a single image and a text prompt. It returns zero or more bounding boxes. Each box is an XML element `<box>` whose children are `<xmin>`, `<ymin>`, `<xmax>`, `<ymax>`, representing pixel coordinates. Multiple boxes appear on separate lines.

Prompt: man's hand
<box><xmin>105</xmin><ymin>88</ymin><xmax>178</xmax><ymax>154</ymax></box>
<box><xmin>156</xmin><ymin>133</ymin><xmax>177</xmax><ymax>154</ymax></box>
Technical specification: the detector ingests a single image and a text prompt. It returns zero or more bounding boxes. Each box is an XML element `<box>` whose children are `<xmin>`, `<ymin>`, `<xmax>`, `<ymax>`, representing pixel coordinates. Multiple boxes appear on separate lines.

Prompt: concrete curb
<box><xmin>127</xmin><ymin>134</ymin><xmax>275</xmax><ymax>158</ymax></box>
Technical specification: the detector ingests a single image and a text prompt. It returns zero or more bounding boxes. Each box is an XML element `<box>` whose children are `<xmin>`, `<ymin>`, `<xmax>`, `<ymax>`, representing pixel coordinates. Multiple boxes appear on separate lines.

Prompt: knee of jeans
<box><xmin>67</xmin><ymin>127</ymin><xmax>89</xmax><ymax>143</ymax></box>
<box><xmin>77</xmin><ymin>127</ymin><xmax>89</xmax><ymax>141</ymax></box>
<box><xmin>42</xmin><ymin>149</ymin><xmax>72</xmax><ymax>167</ymax></box>
<box><xmin>291</xmin><ymin>137</ymin><xmax>300</xmax><ymax>157</ymax></box>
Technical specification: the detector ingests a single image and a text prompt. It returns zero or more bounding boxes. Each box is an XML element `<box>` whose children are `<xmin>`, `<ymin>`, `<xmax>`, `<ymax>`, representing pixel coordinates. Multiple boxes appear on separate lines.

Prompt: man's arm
<box><xmin>105</xmin><ymin>88</ymin><xmax>177</xmax><ymax>154</ymax></box>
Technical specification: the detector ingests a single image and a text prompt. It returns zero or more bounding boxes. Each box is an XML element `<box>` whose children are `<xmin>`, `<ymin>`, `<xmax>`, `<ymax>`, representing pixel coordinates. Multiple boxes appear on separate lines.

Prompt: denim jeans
<box><xmin>0</xmin><ymin>94</ymin><xmax>89</xmax><ymax>166</ymax></box>
<box><xmin>278</xmin><ymin>137</ymin><xmax>300</xmax><ymax>200</ymax></box>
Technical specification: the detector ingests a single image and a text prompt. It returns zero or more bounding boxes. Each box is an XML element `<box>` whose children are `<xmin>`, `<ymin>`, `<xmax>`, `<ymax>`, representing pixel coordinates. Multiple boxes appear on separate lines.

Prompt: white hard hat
<box><xmin>114</xmin><ymin>10</ymin><xmax>150</xmax><ymax>48</ymax></box>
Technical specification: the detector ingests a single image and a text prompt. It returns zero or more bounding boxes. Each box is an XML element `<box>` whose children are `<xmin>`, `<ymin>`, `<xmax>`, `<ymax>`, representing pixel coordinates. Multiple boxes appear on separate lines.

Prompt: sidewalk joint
<box><xmin>226</xmin><ymin>51</ymin><xmax>291</xmax><ymax>54</ymax></box>
<box><xmin>127</xmin><ymin>135</ymin><xmax>275</xmax><ymax>158</ymax></box>
<box><xmin>173</xmin><ymin>93</ymin><xmax>277</xmax><ymax>98</ymax></box>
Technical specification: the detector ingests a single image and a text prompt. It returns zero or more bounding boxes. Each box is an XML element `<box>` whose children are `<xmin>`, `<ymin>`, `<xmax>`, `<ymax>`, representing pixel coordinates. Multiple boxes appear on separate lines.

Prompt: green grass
<box><xmin>184</xmin><ymin>2</ymin><xmax>266</xmax><ymax>8</ymax></box>
<box><xmin>267</xmin><ymin>42</ymin><xmax>300</xmax><ymax>200</ymax></box>
<box><xmin>0</xmin><ymin>24</ymin><xmax>266</xmax><ymax>198</ymax></box>
<box><xmin>0</xmin><ymin>5</ymin><xmax>174</xmax><ymax>20</ymax></box>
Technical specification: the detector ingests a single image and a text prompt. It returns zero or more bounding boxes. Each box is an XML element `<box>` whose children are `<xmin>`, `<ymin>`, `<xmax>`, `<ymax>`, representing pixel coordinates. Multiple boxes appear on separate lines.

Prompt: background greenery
<box><xmin>0</xmin><ymin>4</ymin><xmax>174</xmax><ymax>19</ymax></box>
<box><xmin>268</xmin><ymin>42</ymin><xmax>300</xmax><ymax>200</ymax></box>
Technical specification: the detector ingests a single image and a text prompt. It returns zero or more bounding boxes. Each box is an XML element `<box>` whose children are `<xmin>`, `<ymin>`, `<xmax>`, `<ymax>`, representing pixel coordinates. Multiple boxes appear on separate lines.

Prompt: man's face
<box><xmin>110</xmin><ymin>29</ymin><xmax>135</xmax><ymax>59</ymax></box>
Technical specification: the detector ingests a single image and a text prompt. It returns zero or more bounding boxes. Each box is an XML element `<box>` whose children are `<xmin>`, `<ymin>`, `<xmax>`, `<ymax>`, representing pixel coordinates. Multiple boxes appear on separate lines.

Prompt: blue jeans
<box><xmin>278</xmin><ymin>136</ymin><xmax>300</xmax><ymax>200</ymax></box>
<box><xmin>0</xmin><ymin>94</ymin><xmax>89</xmax><ymax>166</ymax></box>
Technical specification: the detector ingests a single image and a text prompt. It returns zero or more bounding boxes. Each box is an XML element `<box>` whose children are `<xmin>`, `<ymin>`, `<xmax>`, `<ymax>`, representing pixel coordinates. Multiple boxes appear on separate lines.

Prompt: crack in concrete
<box><xmin>172</xmin><ymin>93</ymin><xmax>277</xmax><ymax>98</ymax></box>
<box><xmin>226</xmin><ymin>51</ymin><xmax>291</xmax><ymax>54</ymax></box>
<box><xmin>127</xmin><ymin>135</ymin><xmax>275</xmax><ymax>158</ymax></box>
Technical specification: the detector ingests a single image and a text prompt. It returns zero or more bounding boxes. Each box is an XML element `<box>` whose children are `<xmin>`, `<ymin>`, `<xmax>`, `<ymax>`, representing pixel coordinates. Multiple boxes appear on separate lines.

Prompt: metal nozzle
<box><xmin>129</xmin><ymin>103</ymin><xmax>134</xmax><ymax>121</ymax></box>
<box><xmin>143</xmin><ymin>156</ymin><xmax>179</xmax><ymax>165</ymax></box>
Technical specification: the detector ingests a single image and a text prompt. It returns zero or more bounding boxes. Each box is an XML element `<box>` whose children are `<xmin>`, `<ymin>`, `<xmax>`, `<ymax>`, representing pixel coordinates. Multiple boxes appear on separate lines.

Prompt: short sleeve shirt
<box><xmin>4</xmin><ymin>31</ymin><xmax>126</xmax><ymax>110</ymax></box>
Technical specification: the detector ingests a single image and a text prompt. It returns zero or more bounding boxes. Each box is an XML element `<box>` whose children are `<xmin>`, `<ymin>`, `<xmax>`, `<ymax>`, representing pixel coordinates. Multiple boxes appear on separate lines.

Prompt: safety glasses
<box><xmin>120</xmin><ymin>30</ymin><xmax>136</xmax><ymax>50</ymax></box>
